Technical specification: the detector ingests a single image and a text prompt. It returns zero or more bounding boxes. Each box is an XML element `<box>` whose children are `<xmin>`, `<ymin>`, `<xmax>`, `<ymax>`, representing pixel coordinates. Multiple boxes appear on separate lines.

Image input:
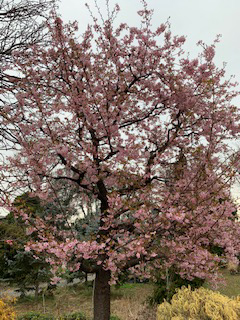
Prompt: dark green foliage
<box><xmin>115</xmin><ymin>269</ymin><xmax>148</xmax><ymax>288</ymax></box>
<box><xmin>231</xmin><ymin>209</ymin><xmax>238</xmax><ymax>220</ymax></box>
<box><xmin>59</xmin><ymin>312</ymin><xmax>87</xmax><ymax>320</ymax></box>
<box><xmin>109</xmin><ymin>316</ymin><xmax>121</xmax><ymax>320</ymax></box>
<box><xmin>13</xmin><ymin>193</ymin><xmax>43</xmax><ymax>218</ymax></box>
<box><xmin>0</xmin><ymin>219</ymin><xmax>26</xmax><ymax>278</ymax></box>
<box><xmin>148</xmin><ymin>269</ymin><xmax>205</xmax><ymax>305</ymax></box>
<box><xmin>74</xmin><ymin>215</ymin><xmax>100</xmax><ymax>241</ymax></box>
<box><xmin>209</xmin><ymin>244</ymin><xmax>225</xmax><ymax>256</ymax></box>
<box><xmin>0</xmin><ymin>193</ymin><xmax>52</xmax><ymax>297</ymax></box>
<box><xmin>7</xmin><ymin>250</ymin><xmax>51</xmax><ymax>297</ymax></box>
<box><xmin>0</xmin><ymin>214</ymin><xmax>26</xmax><ymax>244</ymax></box>
<box><xmin>17</xmin><ymin>311</ymin><xmax>55</xmax><ymax>320</ymax></box>
<box><xmin>62</xmin><ymin>269</ymin><xmax>85</xmax><ymax>284</ymax></box>
<box><xmin>115</xmin><ymin>270</ymin><xmax>131</xmax><ymax>288</ymax></box>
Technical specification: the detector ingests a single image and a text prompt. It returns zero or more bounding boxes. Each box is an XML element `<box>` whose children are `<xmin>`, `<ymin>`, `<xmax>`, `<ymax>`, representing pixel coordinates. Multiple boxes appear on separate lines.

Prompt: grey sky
<box><xmin>59</xmin><ymin>0</ymin><xmax>240</xmax><ymax>83</ymax></box>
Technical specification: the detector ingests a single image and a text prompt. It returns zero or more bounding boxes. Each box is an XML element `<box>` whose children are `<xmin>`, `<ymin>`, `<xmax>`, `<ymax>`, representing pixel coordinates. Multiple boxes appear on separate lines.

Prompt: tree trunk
<box><xmin>93</xmin><ymin>268</ymin><xmax>111</xmax><ymax>320</ymax></box>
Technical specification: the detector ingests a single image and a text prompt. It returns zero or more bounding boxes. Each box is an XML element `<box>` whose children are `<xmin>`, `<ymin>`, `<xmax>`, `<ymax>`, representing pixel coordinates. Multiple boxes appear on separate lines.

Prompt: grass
<box><xmin>6</xmin><ymin>269</ymin><xmax>240</xmax><ymax>320</ymax></box>
<box><xmin>13</xmin><ymin>282</ymin><xmax>154</xmax><ymax>320</ymax></box>
<box><xmin>14</xmin><ymin>283</ymin><xmax>93</xmax><ymax>319</ymax></box>
<box><xmin>206</xmin><ymin>269</ymin><xmax>240</xmax><ymax>298</ymax></box>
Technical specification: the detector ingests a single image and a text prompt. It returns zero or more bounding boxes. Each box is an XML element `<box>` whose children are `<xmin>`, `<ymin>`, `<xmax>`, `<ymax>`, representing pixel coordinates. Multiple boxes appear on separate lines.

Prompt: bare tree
<box><xmin>0</xmin><ymin>0</ymin><xmax>57</xmax><ymax>90</ymax></box>
<box><xmin>0</xmin><ymin>1</ymin><xmax>58</xmax><ymax>204</ymax></box>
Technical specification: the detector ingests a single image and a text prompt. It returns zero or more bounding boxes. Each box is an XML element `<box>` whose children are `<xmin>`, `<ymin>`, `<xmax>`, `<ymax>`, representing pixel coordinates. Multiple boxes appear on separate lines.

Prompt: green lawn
<box><xmin>205</xmin><ymin>269</ymin><xmax>240</xmax><ymax>298</ymax></box>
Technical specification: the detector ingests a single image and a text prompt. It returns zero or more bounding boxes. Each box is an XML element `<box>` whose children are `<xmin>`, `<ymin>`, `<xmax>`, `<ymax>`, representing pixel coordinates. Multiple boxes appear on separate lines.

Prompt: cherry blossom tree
<box><xmin>0</xmin><ymin>3</ymin><xmax>240</xmax><ymax>319</ymax></box>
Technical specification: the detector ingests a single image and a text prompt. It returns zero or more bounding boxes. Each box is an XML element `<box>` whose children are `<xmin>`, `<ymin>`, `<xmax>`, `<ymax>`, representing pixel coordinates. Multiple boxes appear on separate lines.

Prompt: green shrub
<box><xmin>17</xmin><ymin>311</ymin><xmax>54</xmax><ymax>320</ymax></box>
<box><xmin>59</xmin><ymin>312</ymin><xmax>86</xmax><ymax>320</ymax></box>
<box><xmin>110</xmin><ymin>316</ymin><xmax>121</xmax><ymax>320</ymax></box>
<box><xmin>148</xmin><ymin>269</ymin><xmax>204</xmax><ymax>305</ymax></box>
<box><xmin>157</xmin><ymin>286</ymin><xmax>240</xmax><ymax>320</ymax></box>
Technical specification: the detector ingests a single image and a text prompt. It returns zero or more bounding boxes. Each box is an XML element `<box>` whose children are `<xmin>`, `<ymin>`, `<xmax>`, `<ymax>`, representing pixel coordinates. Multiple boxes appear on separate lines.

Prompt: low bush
<box><xmin>110</xmin><ymin>316</ymin><xmax>121</xmax><ymax>320</ymax></box>
<box><xmin>157</xmin><ymin>286</ymin><xmax>240</xmax><ymax>320</ymax></box>
<box><xmin>148</xmin><ymin>269</ymin><xmax>204</xmax><ymax>304</ymax></box>
<box><xmin>0</xmin><ymin>297</ymin><xmax>16</xmax><ymax>320</ymax></box>
<box><xmin>17</xmin><ymin>311</ymin><xmax>55</xmax><ymax>320</ymax></box>
<box><xmin>59</xmin><ymin>312</ymin><xmax>86</xmax><ymax>320</ymax></box>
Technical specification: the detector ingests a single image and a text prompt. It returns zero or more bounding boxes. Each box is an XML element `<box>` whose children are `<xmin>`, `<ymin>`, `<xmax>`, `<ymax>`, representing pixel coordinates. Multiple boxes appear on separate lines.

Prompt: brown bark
<box><xmin>93</xmin><ymin>268</ymin><xmax>111</xmax><ymax>320</ymax></box>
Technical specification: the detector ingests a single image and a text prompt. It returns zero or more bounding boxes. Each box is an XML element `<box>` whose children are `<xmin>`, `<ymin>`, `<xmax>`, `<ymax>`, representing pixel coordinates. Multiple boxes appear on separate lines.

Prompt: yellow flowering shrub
<box><xmin>157</xmin><ymin>286</ymin><xmax>240</xmax><ymax>320</ymax></box>
<box><xmin>0</xmin><ymin>297</ymin><xmax>16</xmax><ymax>320</ymax></box>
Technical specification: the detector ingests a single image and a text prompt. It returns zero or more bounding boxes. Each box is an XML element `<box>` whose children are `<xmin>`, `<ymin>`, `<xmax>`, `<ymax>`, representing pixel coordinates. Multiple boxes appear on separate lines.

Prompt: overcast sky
<box><xmin>59</xmin><ymin>0</ymin><xmax>240</xmax><ymax>83</ymax></box>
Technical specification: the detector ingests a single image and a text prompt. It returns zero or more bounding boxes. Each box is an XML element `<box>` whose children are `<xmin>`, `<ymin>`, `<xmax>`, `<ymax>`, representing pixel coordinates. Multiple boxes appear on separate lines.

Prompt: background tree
<box><xmin>0</xmin><ymin>214</ymin><xmax>26</xmax><ymax>282</ymax></box>
<box><xmin>0</xmin><ymin>0</ymin><xmax>57</xmax><ymax>156</ymax></box>
<box><xmin>0</xmin><ymin>0</ymin><xmax>57</xmax><ymax>87</ymax></box>
<box><xmin>0</xmin><ymin>187</ymin><xmax>88</xmax><ymax>297</ymax></box>
<box><xmin>0</xmin><ymin>3</ymin><xmax>239</xmax><ymax>320</ymax></box>
<box><xmin>0</xmin><ymin>194</ymin><xmax>52</xmax><ymax>298</ymax></box>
